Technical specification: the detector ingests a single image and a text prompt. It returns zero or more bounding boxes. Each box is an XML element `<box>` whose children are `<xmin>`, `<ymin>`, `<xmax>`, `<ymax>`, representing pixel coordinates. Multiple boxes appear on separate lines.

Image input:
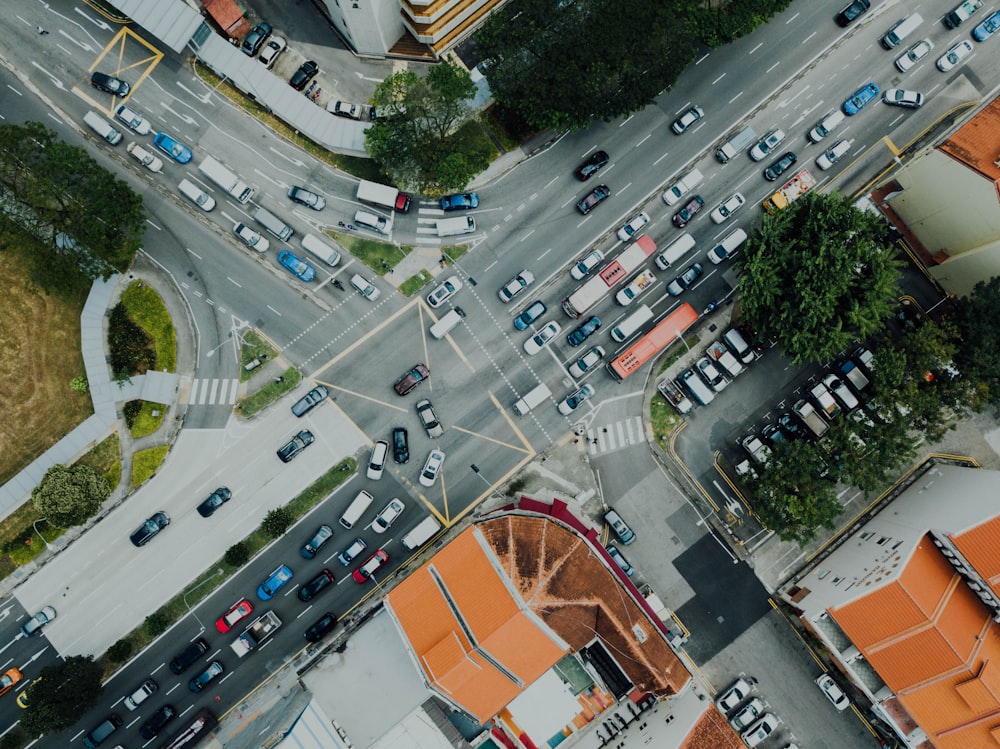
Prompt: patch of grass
<box><xmin>131</xmin><ymin>446</ymin><xmax>169</xmax><ymax>490</ymax></box>
<box><xmin>440</xmin><ymin>244</ymin><xmax>469</xmax><ymax>265</ymax></box>
<box><xmin>650</xmin><ymin>394</ymin><xmax>683</xmax><ymax>446</ymax></box>
<box><xmin>75</xmin><ymin>432</ymin><xmax>122</xmax><ymax>491</ymax></box>
<box><xmin>239</xmin><ymin>330</ymin><xmax>278</xmax><ymax>383</ymax></box>
<box><xmin>655</xmin><ymin>335</ymin><xmax>701</xmax><ymax>377</ymax></box>
<box><xmin>237</xmin><ymin>368</ymin><xmax>302</xmax><ymax>417</ymax></box>
<box><xmin>121</xmin><ymin>282</ymin><xmax>176</xmax><ymax>372</ymax></box>
<box><xmin>325</xmin><ymin>229</ymin><xmax>411</xmax><ymax>276</ymax></box>
<box><xmin>0</xmin><ymin>250</ymin><xmax>92</xmax><ymax>485</ymax></box>
<box><xmin>399</xmin><ymin>270</ymin><xmax>434</xmax><ymax>298</ymax></box>
<box><xmin>0</xmin><ymin>504</ymin><xmax>66</xmax><ymax>577</ymax></box>
<box><xmin>130</xmin><ymin>402</ymin><xmax>167</xmax><ymax>438</ymax></box>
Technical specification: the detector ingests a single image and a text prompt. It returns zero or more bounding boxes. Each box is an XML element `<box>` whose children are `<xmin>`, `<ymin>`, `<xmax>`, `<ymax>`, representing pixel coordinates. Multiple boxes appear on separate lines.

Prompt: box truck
<box><xmin>356</xmin><ymin>179</ymin><xmax>412</xmax><ymax>213</ymax></box>
<box><xmin>198</xmin><ymin>156</ymin><xmax>254</xmax><ymax>203</ymax></box>
<box><xmin>715</xmin><ymin>126</ymin><xmax>757</xmax><ymax>163</ymax></box>
<box><xmin>230</xmin><ymin>611</ymin><xmax>281</xmax><ymax>657</ymax></box>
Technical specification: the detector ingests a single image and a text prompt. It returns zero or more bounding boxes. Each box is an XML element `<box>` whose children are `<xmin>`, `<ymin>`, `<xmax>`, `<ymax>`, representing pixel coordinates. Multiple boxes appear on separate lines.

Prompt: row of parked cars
<box><xmin>659</xmin><ymin>328</ymin><xmax>760</xmax><ymax>413</ymax></box>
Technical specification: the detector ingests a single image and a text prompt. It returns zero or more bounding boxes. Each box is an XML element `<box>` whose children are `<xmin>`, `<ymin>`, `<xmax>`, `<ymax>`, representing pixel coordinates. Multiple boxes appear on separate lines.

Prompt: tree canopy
<box><xmin>365</xmin><ymin>62</ymin><xmax>491</xmax><ymax>192</ymax></box>
<box><xmin>20</xmin><ymin>655</ymin><xmax>104</xmax><ymax>736</ymax></box>
<box><xmin>738</xmin><ymin>192</ymin><xmax>903</xmax><ymax>365</ymax></box>
<box><xmin>952</xmin><ymin>276</ymin><xmax>1000</xmax><ymax>410</ymax></box>
<box><xmin>0</xmin><ymin>121</ymin><xmax>144</xmax><ymax>296</ymax></box>
<box><xmin>31</xmin><ymin>463</ymin><xmax>110</xmax><ymax>527</ymax></box>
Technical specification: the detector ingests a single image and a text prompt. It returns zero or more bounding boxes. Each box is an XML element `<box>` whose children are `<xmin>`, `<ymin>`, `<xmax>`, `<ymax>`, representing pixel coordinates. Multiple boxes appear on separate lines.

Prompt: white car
<box><xmin>570</xmin><ymin>250</ymin><xmax>604</xmax><ymax>280</ymax></box>
<box><xmin>816</xmin><ymin>139</ymin><xmax>852</xmax><ymax>171</ymax></box>
<box><xmin>815</xmin><ymin>674</ymin><xmax>850</xmax><ymax>711</ymax></box>
<box><xmin>557</xmin><ymin>383</ymin><xmax>595</xmax><ymax>415</ymax></box>
<box><xmin>716</xmin><ymin>678</ymin><xmax>751</xmax><ymax>714</ymax></box>
<box><xmin>615</xmin><ymin>271</ymin><xmax>656</xmax><ymax>305</ymax></box>
<box><xmin>126</xmin><ymin>142</ymin><xmax>163</xmax><ymax>173</ymax></box>
<box><xmin>883</xmin><ymin>88</ymin><xmax>924</xmax><ymax>108</ymax></box>
<box><xmin>741</xmin><ymin>714</ymin><xmax>780</xmax><ymax>748</ymax></box>
<box><xmin>895</xmin><ymin>39</ymin><xmax>933</xmax><ymax>73</ymax></box>
<box><xmin>497</xmin><ymin>270</ymin><xmax>535</xmax><ymax>302</ymax></box>
<box><xmin>936</xmin><ymin>40</ymin><xmax>973</xmax><ymax>71</ymax></box>
<box><xmin>616</xmin><ymin>212</ymin><xmax>650</xmax><ymax>242</ymax></box>
<box><xmin>115</xmin><ymin>105</ymin><xmax>151</xmax><ymax>135</ymax></box>
<box><xmin>427</xmin><ymin>275</ymin><xmax>462</xmax><ymax>308</ymax></box>
<box><xmin>372</xmin><ymin>498</ymin><xmax>405</xmax><ymax>533</ymax></box>
<box><xmin>328</xmin><ymin>101</ymin><xmax>365</xmax><ymax>120</ymax></box>
<box><xmin>233</xmin><ymin>222</ymin><xmax>269</xmax><ymax>253</ymax></box>
<box><xmin>568</xmin><ymin>345</ymin><xmax>606</xmax><ymax>378</ymax></box>
<box><xmin>419</xmin><ymin>449</ymin><xmax>445</xmax><ymax>487</ymax></box>
<box><xmin>749</xmin><ymin>129</ymin><xmax>785</xmax><ymax>161</ymax></box>
<box><xmin>730</xmin><ymin>698</ymin><xmax>764</xmax><ymax>731</ymax></box>
<box><xmin>710</xmin><ymin>193</ymin><xmax>745</xmax><ymax>224</ymax></box>
<box><xmin>524</xmin><ymin>321</ymin><xmax>561</xmax><ymax>355</ymax></box>
<box><xmin>671</xmin><ymin>105</ymin><xmax>704</xmax><ymax>134</ymax></box>
<box><xmin>823</xmin><ymin>373</ymin><xmax>859</xmax><ymax>411</ymax></box>
<box><xmin>350</xmin><ymin>274</ymin><xmax>381</xmax><ymax>301</ymax></box>
<box><xmin>258</xmin><ymin>36</ymin><xmax>286</xmax><ymax>68</ymax></box>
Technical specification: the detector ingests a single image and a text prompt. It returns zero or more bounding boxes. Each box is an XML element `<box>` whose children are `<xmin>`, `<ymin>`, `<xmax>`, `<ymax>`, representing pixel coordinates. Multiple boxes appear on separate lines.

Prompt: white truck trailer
<box><xmin>230</xmin><ymin>611</ymin><xmax>281</xmax><ymax>657</ymax></box>
<box><xmin>356</xmin><ymin>179</ymin><xmax>412</xmax><ymax>213</ymax></box>
<box><xmin>715</xmin><ymin>126</ymin><xmax>757</xmax><ymax>163</ymax></box>
<box><xmin>198</xmin><ymin>156</ymin><xmax>254</xmax><ymax>203</ymax></box>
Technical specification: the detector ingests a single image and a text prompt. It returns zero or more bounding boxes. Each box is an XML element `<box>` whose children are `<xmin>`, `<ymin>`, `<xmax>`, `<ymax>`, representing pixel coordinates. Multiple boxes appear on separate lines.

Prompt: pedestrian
<box><xmin>274</xmin><ymin>376</ymin><xmax>285</xmax><ymax>383</ymax></box>
<box><xmin>36</xmin><ymin>25</ymin><xmax>49</xmax><ymax>35</ymax></box>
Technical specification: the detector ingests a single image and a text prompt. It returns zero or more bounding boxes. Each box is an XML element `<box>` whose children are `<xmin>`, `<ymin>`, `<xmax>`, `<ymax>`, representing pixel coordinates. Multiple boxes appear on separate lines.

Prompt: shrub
<box><xmin>224</xmin><ymin>541</ymin><xmax>251</xmax><ymax>567</ymax></box>
<box><xmin>108</xmin><ymin>303</ymin><xmax>155</xmax><ymax>378</ymax></box>
<box><xmin>261</xmin><ymin>507</ymin><xmax>293</xmax><ymax>538</ymax></box>
<box><xmin>106</xmin><ymin>638</ymin><xmax>133</xmax><ymax>664</ymax></box>
<box><xmin>123</xmin><ymin>400</ymin><xmax>142</xmax><ymax>428</ymax></box>
<box><xmin>144</xmin><ymin>612</ymin><xmax>169</xmax><ymax>637</ymax></box>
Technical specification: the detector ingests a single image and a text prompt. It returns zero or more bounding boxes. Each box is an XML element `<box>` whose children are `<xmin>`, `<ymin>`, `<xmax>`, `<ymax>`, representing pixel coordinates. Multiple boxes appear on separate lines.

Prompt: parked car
<box><xmin>153</xmin><ymin>131</ymin><xmax>193</xmax><ymax>163</ymax></box>
<box><xmin>304</xmin><ymin>611</ymin><xmax>337</xmax><ymax>642</ymax></box>
<box><xmin>277</xmin><ymin>430</ymin><xmax>314</xmax><ymax>462</ymax></box>
<box><xmin>287</xmin><ymin>186</ymin><xmax>326</xmax><ymax>210</ymax></box>
<box><xmin>188</xmin><ymin>661</ymin><xmax>224</xmax><ymax>693</ymax></box>
<box><xmin>372</xmin><ymin>498</ymin><xmax>405</xmax><ymax>532</ymax></box>
<box><xmin>835</xmin><ymin>0</ymin><xmax>870</xmax><ymax>26</ymax></box>
<box><xmin>258</xmin><ymin>36</ymin><xmax>286</xmax><ymax>67</ymax></box>
<box><xmin>126</xmin><ymin>142</ymin><xmax>163</xmax><ymax>172</ymax></box>
<box><xmin>695</xmin><ymin>356</ymin><xmax>729</xmax><ymax>392</ymax></box>
<box><xmin>672</xmin><ymin>195</ymin><xmax>704</xmax><ymax>227</ymax></box>
<box><xmin>514</xmin><ymin>300</ymin><xmax>547</xmax><ymax>331</ymax></box>
<box><xmin>568</xmin><ymin>346</ymin><xmax>606</xmax><ymax>377</ymax></box>
<box><xmin>749</xmin><ymin>130</ymin><xmax>785</xmax><ymax>161</ymax></box>
<box><xmin>615</xmin><ymin>272</ymin><xmax>655</xmax><ymax>305</ymax></box>
<box><xmin>816</xmin><ymin>673</ymin><xmax>851</xmax><ymax>711</ymax></box>
<box><xmin>291</xmin><ymin>385</ymin><xmax>328</xmax><ymax>416</ymax></box>
<box><xmin>419</xmin><ymin>449</ymin><xmax>446</xmax><ymax>487</ymax></box>
<box><xmin>440</xmin><ymin>193</ymin><xmax>479</xmax><ymax>211</ymax></box>
<box><xmin>716</xmin><ymin>678</ymin><xmax>751</xmax><ymax>713</ymax></box>
<box><xmin>257</xmin><ymin>564</ymin><xmax>294</xmax><ymax>600</ymax></box>
<box><xmin>130</xmin><ymin>511</ymin><xmax>170</xmax><ymax>547</ymax></box>
<box><xmin>427</xmin><ymin>275</ymin><xmax>462</xmax><ymax>308</ymax></box>
<box><xmin>557</xmin><ymin>384</ymin><xmax>596</xmax><ymax>415</ymax></box>
<box><xmin>842</xmin><ymin>83</ymin><xmax>880</xmax><ymax>115</ymax></box>
<box><xmin>197</xmin><ymin>487</ymin><xmax>232</xmax><ymax>517</ymax></box>
<box><xmin>277</xmin><ymin>250</ymin><xmax>316</xmax><ymax>282</ymax></box>
<box><xmin>895</xmin><ymin>39</ymin><xmax>933</xmax><ymax>72</ymax></box>
<box><xmin>498</xmin><ymin>270</ymin><xmax>535</xmax><ymax>303</ymax></box>
<box><xmin>823</xmin><ymin>373</ymin><xmax>860</xmax><ymax>411</ymax></box>
<box><xmin>617</xmin><ymin>212</ymin><xmax>650</xmax><ymax>242</ymax></box>
<box><xmin>91</xmin><ymin>71</ymin><xmax>130</xmax><ymax>95</ymax></box>
<box><xmin>393</xmin><ymin>363</ymin><xmax>430</xmax><ymax>395</ymax></box>
<box><xmin>764</xmin><ymin>151</ymin><xmax>797</xmax><ymax>181</ymax></box>
<box><xmin>289</xmin><ymin>60</ymin><xmax>319</xmax><ymax>90</ymax></box>
<box><xmin>329</xmin><ymin>100</ymin><xmax>365</xmax><ymax>119</ymax></box>
<box><xmin>575</xmin><ymin>150</ymin><xmax>609</xmax><ymax>180</ymax></box>
<box><xmin>241</xmin><ymin>22</ymin><xmax>272</xmax><ymax>55</ymax></box>
<box><xmin>352</xmin><ymin>549</ymin><xmax>389</xmax><ymax>582</ymax></box>
<box><xmin>816</xmin><ymin>139</ymin><xmax>852</xmax><ymax>170</ymax></box>
<box><xmin>301</xmin><ymin>525</ymin><xmax>334</xmax><ymax>559</ymax></box>
<box><xmin>730</xmin><ymin>698</ymin><xmax>765</xmax><ymax>731</ymax></box>
<box><xmin>392</xmin><ymin>427</ymin><xmax>409</xmax><ymax>464</ymax></box>
<box><xmin>883</xmin><ymin>88</ymin><xmax>923</xmax><ymax>108</ymax></box>
<box><xmin>233</xmin><ymin>222</ymin><xmax>269</xmax><ymax>253</ymax></box>
<box><xmin>936</xmin><ymin>40</ymin><xmax>974</xmax><ymax>71</ymax></box>
<box><xmin>742</xmin><ymin>714</ymin><xmax>780</xmax><ymax>747</ymax></box>
<box><xmin>710</xmin><ymin>193</ymin><xmax>745</xmax><ymax>223</ymax></box>
<box><xmin>607</xmin><ymin>545</ymin><xmax>634</xmax><ymax>575</ymax></box>
<box><xmin>570</xmin><ymin>249</ymin><xmax>604</xmax><ymax>280</ymax></box>
<box><xmin>115</xmin><ymin>105</ymin><xmax>151</xmax><ymax>135</ymax></box>
<box><xmin>416</xmin><ymin>399</ymin><xmax>444</xmax><ymax>437</ymax></box>
<box><xmin>524</xmin><ymin>321</ymin><xmax>561</xmax><ymax>355</ymax></box>
<box><xmin>298</xmin><ymin>569</ymin><xmax>335</xmax><ymax>601</ymax></box>
<box><xmin>671</xmin><ymin>105</ymin><xmax>704</xmax><ymax>134</ymax></box>
<box><xmin>577</xmin><ymin>185</ymin><xmax>611</xmax><ymax>214</ymax></box>
<box><xmin>666</xmin><ymin>263</ymin><xmax>704</xmax><ymax>296</ymax></box>
<box><xmin>215</xmin><ymin>599</ymin><xmax>253</xmax><ymax>633</ymax></box>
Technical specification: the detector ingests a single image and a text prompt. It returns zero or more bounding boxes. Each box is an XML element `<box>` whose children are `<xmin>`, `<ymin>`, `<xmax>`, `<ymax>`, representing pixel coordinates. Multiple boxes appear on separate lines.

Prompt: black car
<box><xmin>241</xmin><ymin>22</ymin><xmax>272</xmax><ymax>56</ymax></box>
<box><xmin>289</xmin><ymin>61</ymin><xmax>319</xmax><ymax>90</ymax></box>
<box><xmin>91</xmin><ymin>72</ymin><xmax>130</xmax><ymax>96</ymax></box>
<box><xmin>188</xmin><ymin>661</ymin><xmax>224</xmax><ymax>693</ymax></box>
<box><xmin>304</xmin><ymin>611</ymin><xmax>337</xmax><ymax>642</ymax></box>
<box><xmin>836</xmin><ymin>0</ymin><xmax>870</xmax><ymax>26</ymax></box>
<box><xmin>277</xmin><ymin>430</ymin><xmax>315</xmax><ymax>462</ymax></box>
<box><xmin>764</xmin><ymin>152</ymin><xmax>797</xmax><ymax>181</ymax></box>
<box><xmin>575</xmin><ymin>150</ymin><xmax>609</xmax><ymax>180</ymax></box>
<box><xmin>130</xmin><ymin>511</ymin><xmax>170</xmax><ymax>547</ymax></box>
<box><xmin>169</xmin><ymin>638</ymin><xmax>209</xmax><ymax>674</ymax></box>
<box><xmin>301</xmin><ymin>525</ymin><xmax>334</xmax><ymax>559</ymax></box>
<box><xmin>672</xmin><ymin>195</ymin><xmax>705</xmax><ymax>228</ymax></box>
<box><xmin>297</xmin><ymin>569</ymin><xmax>335</xmax><ymax>601</ymax></box>
<box><xmin>139</xmin><ymin>705</ymin><xmax>176</xmax><ymax>739</ymax></box>
<box><xmin>392</xmin><ymin>427</ymin><xmax>409</xmax><ymax>464</ymax></box>
<box><xmin>287</xmin><ymin>186</ymin><xmax>326</xmax><ymax>210</ymax></box>
<box><xmin>567</xmin><ymin>316</ymin><xmax>601</xmax><ymax>347</ymax></box>
<box><xmin>197</xmin><ymin>487</ymin><xmax>232</xmax><ymax>518</ymax></box>
<box><xmin>291</xmin><ymin>386</ymin><xmax>328</xmax><ymax>417</ymax></box>
<box><xmin>778</xmin><ymin>412</ymin><xmax>807</xmax><ymax>441</ymax></box>
<box><xmin>576</xmin><ymin>185</ymin><xmax>611</xmax><ymax>215</ymax></box>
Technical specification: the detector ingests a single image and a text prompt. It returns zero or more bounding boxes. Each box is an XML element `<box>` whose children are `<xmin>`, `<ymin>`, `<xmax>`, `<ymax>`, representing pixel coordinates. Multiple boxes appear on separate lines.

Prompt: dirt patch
<box><xmin>0</xmin><ymin>251</ymin><xmax>93</xmax><ymax>485</ymax></box>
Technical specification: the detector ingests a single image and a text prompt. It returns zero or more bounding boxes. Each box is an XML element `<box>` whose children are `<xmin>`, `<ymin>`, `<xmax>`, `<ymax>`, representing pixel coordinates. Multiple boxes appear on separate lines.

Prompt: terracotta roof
<box><xmin>938</xmin><ymin>96</ymin><xmax>1000</xmax><ymax>187</ymax></box>
<box><xmin>678</xmin><ymin>708</ymin><xmax>745</xmax><ymax>749</ymax></box>
<box><xmin>953</xmin><ymin>515</ymin><xmax>1000</xmax><ymax>596</ymax></box>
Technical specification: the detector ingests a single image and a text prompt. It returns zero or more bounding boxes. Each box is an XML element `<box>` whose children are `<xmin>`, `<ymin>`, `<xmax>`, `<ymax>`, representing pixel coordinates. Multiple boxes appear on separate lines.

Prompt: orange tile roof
<box><xmin>677</xmin><ymin>708</ymin><xmax>746</xmax><ymax>749</ymax></box>
<box><xmin>953</xmin><ymin>515</ymin><xmax>1000</xmax><ymax>594</ymax></box>
<box><xmin>938</xmin><ymin>96</ymin><xmax>1000</xmax><ymax>187</ymax></box>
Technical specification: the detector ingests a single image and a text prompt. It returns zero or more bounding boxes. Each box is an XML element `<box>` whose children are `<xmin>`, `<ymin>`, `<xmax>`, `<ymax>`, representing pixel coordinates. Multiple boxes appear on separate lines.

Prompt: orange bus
<box><xmin>607</xmin><ymin>303</ymin><xmax>699</xmax><ymax>381</ymax></box>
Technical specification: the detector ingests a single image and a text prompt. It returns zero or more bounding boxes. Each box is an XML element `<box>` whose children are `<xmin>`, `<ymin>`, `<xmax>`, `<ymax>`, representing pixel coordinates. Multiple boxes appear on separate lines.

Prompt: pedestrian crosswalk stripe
<box><xmin>587</xmin><ymin>417</ymin><xmax>645</xmax><ymax>454</ymax></box>
<box><xmin>187</xmin><ymin>379</ymin><xmax>239</xmax><ymax>406</ymax></box>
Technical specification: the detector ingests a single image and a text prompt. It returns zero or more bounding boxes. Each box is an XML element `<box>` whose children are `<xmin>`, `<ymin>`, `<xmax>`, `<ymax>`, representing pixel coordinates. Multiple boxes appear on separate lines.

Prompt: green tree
<box><xmin>107</xmin><ymin>637</ymin><xmax>134</xmax><ymax>664</ymax></box>
<box><xmin>31</xmin><ymin>464</ymin><xmax>109</xmax><ymax>527</ymax></box>
<box><xmin>261</xmin><ymin>507</ymin><xmax>294</xmax><ymax>538</ymax></box>
<box><xmin>366</xmin><ymin>62</ymin><xmax>487</xmax><ymax>192</ymax></box>
<box><xmin>0</xmin><ymin>121</ymin><xmax>144</xmax><ymax>296</ymax></box>
<box><xmin>952</xmin><ymin>276</ymin><xmax>1000</xmax><ymax>409</ymax></box>
<box><xmin>224</xmin><ymin>541</ymin><xmax>251</xmax><ymax>567</ymax></box>
<box><xmin>739</xmin><ymin>192</ymin><xmax>903</xmax><ymax>365</ymax></box>
<box><xmin>144</xmin><ymin>611</ymin><xmax>170</xmax><ymax>637</ymax></box>
<box><xmin>20</xmin><ymin>655</ymin><xmax>103</xmax><ymax>735</ymax></box>
<box><xmin>822</xmin><ymin>416</ymin><xmax>917</xmax><ymax>493</ymax></box>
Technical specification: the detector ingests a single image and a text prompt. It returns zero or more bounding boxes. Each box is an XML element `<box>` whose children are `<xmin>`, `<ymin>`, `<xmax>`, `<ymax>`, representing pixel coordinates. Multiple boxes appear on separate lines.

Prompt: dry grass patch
<box><xmin>0</xmin><ymin>250</ymin><xmax>92</xmax><ymax>485</ymax></box>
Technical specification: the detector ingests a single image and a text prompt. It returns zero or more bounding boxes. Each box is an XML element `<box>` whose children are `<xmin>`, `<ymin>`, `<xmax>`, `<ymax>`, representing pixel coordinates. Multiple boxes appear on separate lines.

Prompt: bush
<box><xmin>224</xmin><ymin>541</ymin><xmax>251</xmax><ymax>567</ymax></box>
<box><xmin>123</xmin><ymin>400</ymin><xmax>142</xmax><ymax>428</ymax></box>
<box><xmin>106</xmin><ymin>638</ymin><xmax>133</xmax><ymax>664</ymax></box>
<box><xmin>144</xmin><ymin>612</ymin><xmax>169</xmax><ymax>637</ymax></box>
<box><xmin>261</xmin><ymin>507</ymin><xmax>293</xmax><ymax>538</ymax></box>
<box><xmin>108</xmin><ymin>303</ymin><xmax>155</xmax><ymax>378</ymax></box>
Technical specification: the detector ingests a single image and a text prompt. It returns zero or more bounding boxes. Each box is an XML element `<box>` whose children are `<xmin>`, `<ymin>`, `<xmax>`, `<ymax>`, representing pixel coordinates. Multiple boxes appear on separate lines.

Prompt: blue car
<box><xmin>153</xmin><ymin>132</ymin><xmax>193</xmax><ymax>163</ymax></box>
<box><xmin>278</xmin><ymin>250</ymin><xmax>316</xmax><ymax>282</ymax></box>
<box><xmin>439</xmin><ymin>193</ymin><xmax>479</xmax><ymax>211</ymax></box>
<box><xmin>841</xmin><ymin>83</ymin><xmax>880</xmax><ymax>116</ymax></box>
<box><xmin>972</xmin><ymin>10</ymin><xmax>1000</xmax><ymax>41</ymax></box>
<box><xmin>301</xmin><ymin>525</ymin><xmax>333</xmax><ymax>559</ymax></box>
<box><xmin>514</xmin><ymin>300</ymin><xmax>547</xmax><ymax>331</ymax></box>
<box><xmin>567</xmin><ymin>316</ymin><xmax>601</xmax><ymax>347</ymax></box>
<box><xmin>257</xmin><ymin>564</ymin><xmax>293</xmax><ymax>600</ymax></box>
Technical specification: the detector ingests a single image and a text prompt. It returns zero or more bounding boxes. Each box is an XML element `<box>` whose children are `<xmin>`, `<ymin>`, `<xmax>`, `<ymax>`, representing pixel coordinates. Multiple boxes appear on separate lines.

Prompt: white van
<box><xmin>301</xmin><ymin>234</ymin><xmax>341</xmax><ymax>267</ymax></box>
<box><xmin>653</xmin><ymin>233</ymin><xmax>696</xmax><ymax>270</ymax></box>
<box><xmin>178</xmin><ymin>179</ymin><xmax>216</xmax><ymax>212</ymax></box>
<box><xmin>706</xmin><ymin>228</ymin><xmax>748</xmax><ymax>264</ymax></box>
<box><xmin>723</xmin><ymin>328</ymin><xmax>757</xmax><ymax>365</ymax></box>
<box><xmin>881</xmin><ymin>13</ymin><xmax>922</xmax><ymax>49</ymax></box>
<box><xmin>354</xmin><ymin>209</ymin><xmax>391</xmax><ymax>235</ymax></box>
<box><xmin>512</xmin><ymin>383</ymin><xmax>552</xmax><ymax>416</ymax></box>
<box><xmin>83</xmin><ymin>111</ymin><xmax>123</xmax><ymax>146</ymax></box>
<box><xmin>436</xmin><ymin>216</ymin><xmax>476</xmax><ymax>237</ymax></box>
<box><xmin>401</xmin><ymin>516</ymin><xmax>443</xmax><ymax>550</ymax></box>
<box><xmin>430</xmin><ymin>307</ymin><xmax>466</xmax><ymax>339</ymax></box>
<box><xmin>678</xmin><ymin>368</ymin><xmax>715</xmax><ymax>406</ymax></box>
<box><xmin>254</xmin><ymin>206</ymin><xmax>293</xmax><ymax>241</ymax></box>
<box><xmin>339</xmin><ymin>490</ymin><xmax>374</xmax><ymax>530</ymax></box>
<box><xmin>610</xmin><ymin>304</ymin><xmax>654</xmax><ymax>343</ymax></box>
<box><xmin>808</xmin><ymin>111</ymin><xmax>845</xmax><ymax>144</ymax></box>
<box><xmin>366</xmin><ymin>440</ymin><xmax>389</xmax><ymax>480</ymax></box>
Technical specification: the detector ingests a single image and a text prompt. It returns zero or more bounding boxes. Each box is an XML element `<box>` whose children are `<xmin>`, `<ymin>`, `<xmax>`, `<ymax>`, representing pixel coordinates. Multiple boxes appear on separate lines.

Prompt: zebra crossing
<box><xmin>185</xmin><ymin>378</ymin><xmax>239</xmax><ymax>407</ymax></box>
<box><xmin>585</xmin><ymin>417</ymin><xmax>646</xmax><ymax>455</ymax></box>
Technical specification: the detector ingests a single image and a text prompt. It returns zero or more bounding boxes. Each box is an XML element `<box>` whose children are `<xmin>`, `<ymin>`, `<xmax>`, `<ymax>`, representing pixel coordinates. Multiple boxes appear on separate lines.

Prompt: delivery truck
<box><xmin>715</xmin><ymin>126</ymin><xmax>757</xmax><ymax>163</ymax></box>
<box><xmin>198</xmin><ymin>156</ymin><xmax>254</xmax><ymax>203</ymax></box>
<box><xmin>840</xmin><ymin>359</ymin><xmax>870</xmax><ymax>393</ymax></box>
<box><xmin>794</xmin><ymin>399</ymin><xmax>829</xmax><ymax>440</ymax></box>
<box><xmin>356</xmin><ymin>179</ymin><xmax>412</xmax><ymax>213</ymax></box>
<box><xmin>761</xmin><ymin>169</ymin><xmax>816</xmax><ymax>213</ymax></box>
<box><xmin>230</xmin><ymin>611</ymin><xmax>281</xmax><ymax>657</ymax></box>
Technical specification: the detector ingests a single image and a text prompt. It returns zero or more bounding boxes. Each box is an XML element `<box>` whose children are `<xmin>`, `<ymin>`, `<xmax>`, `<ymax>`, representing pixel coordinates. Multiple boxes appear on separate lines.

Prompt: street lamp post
<box><xmin>183</xmin><ymin>568</ymin><xmax>225</xmax><ymax>630</ymax></box>
<box><xmin>32</xmin><ymin>518</ymin><xmax>50</xmax><ymax>549</ymax></box>
<box><xmin>470</xmin><ymin>464</ymin><xmax>504</xmax><ymax>503</ymax></box>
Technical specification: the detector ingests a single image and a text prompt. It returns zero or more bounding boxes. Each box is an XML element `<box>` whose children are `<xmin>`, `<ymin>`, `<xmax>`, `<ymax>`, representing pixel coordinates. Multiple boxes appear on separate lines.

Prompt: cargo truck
<box><xmin>761</xmin><ymin>169</ymin><xmax>816</xmax><ymax>214</ymax></box>
<box><xmin>740</xmin><ymin>434</ymin><xmax>772</xmax><ymax>466</ymax></box>
<box><xmin>840</xmin><ymin>359</ymin><xmax>870</xmax><ymax>393</ymax></box>
<box><xmin>715</xmin><ymin>126</ymin><xmax>757</xmax><ymax>163</ymax></box>
<box><xmin>356</xmin><ymin>179</ymin><xmax>412</xmax><ymax>213</ymax></box>
<box><xmin>706</xmin><ymin>341</ymin><xmax>743</xmax><ymax>379</ymax></box>
<box><xmin>198</xmin><ymin>156</ymin><xmax>254</xmax><ymax>203</ymax></box>
<box><xmin>811</xmin><ymin>381</ymin><xmax>841</xmax><ymax>420</ymax></box>
<box><xmin>230</xmin><ymin>611</ymin><xmax>281</xmax><ymax>657</ymax></box>
<box><xmin>657</xmin><ymin>378</ymin><xmax>692</xmax><ymax>415</ymax></box>
<box><xmin>794</xmin><ymin>399</ymin><xmax>829</xmax><ymax>440</ymax></box>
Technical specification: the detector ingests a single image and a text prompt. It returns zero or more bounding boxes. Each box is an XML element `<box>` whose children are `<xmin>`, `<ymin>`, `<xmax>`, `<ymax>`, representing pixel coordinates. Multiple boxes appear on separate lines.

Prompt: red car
<box><xmin>215</xmin><ymin>598</ymin><xmax>254</xmax><ymax>633</ymax></box>
<box><xmin>352</xmin><ymin>549</ymin><xmax>389</xmax><ymax>583</ymax></box>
